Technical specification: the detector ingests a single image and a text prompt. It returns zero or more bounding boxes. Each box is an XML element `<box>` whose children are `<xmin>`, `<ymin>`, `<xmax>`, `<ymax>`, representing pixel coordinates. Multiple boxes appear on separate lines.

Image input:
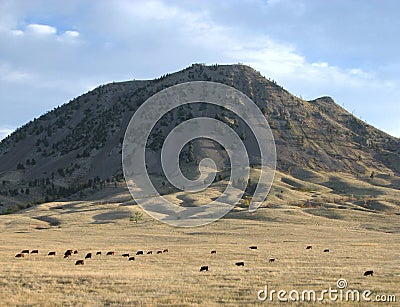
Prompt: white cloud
<box><xmin>312</xmin><ymin>62</ymin><xmax>328</xmax><ymax>68</ymax></box>
<box><xmin>0</xmin><ymin>62</ymin><xmax>31</xmax><ymax>82</ymax></box>
<box><xmin>10</xmin><ymin>29</ymin><xmax>23</xmax><ymax>36</ymax></box>
<box><xmin>0</xmin><ymin>128</ymin><xmax>15</xmax><ymax>140</ymax></box>
<box><xmin>26</xmin><ymin>23</ymin><xmax>57</xmax><ymax>35</ymax></box>
<box><xmin>62</xmin><ymin>30</ymin><xmax>79</xmax><ymax>38</ymax></box>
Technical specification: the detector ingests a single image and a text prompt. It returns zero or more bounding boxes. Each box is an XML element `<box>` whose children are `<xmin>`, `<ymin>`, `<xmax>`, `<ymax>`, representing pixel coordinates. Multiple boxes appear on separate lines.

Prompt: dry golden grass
<box><xmin>0</xmin><ymin>195</ymin><xmax>399</xmax><ymax>306</ymax></box>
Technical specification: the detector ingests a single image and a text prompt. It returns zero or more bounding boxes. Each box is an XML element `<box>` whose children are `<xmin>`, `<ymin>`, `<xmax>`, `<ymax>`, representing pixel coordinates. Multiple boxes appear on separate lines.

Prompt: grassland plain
<box><xmin>0</xmin><ymin>182</ymin><xmax>399</xmax><ymax>306</ymax></box>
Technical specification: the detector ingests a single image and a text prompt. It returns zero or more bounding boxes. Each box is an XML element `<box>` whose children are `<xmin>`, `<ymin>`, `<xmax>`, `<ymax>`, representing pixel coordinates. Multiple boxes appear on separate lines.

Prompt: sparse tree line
<box><xmin>0</xmin><ymin>173</ymin><xmax>125</xmax><ymax>214</ymax></box>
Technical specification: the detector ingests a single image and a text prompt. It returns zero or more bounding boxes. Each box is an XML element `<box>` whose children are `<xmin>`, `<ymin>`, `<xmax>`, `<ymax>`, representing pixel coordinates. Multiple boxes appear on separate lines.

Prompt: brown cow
<box><xmin>235</xmin><ymin>261</ymin><xmax>245</xmax><ymax>266</ymax></box>
<box><xmin>85</xmin><ymin>253</ymin><xmax>92</xmax><ymax>259</ymax></box>
<box><xmin>211</xmin><ymin>250</ymin><xmax>217</xmax><ymax>254</ymax></box>
<box><xmin>106</xmin><ymin>251</ymin><xmax>115</xmax><ymax>256</ymax></box>
<box><xmin>128</xmin><ymin>256</ymin><xmax>135</xmax><ymax>261</ymax></box>
<box><xmin>200</xmin><ymin>266</ymin><xmax>209</xmax><ymax>272</ymax></box>
<box><xmin>21</xmin><ymin>249</ymin><xmax>29</xmax><ymax>254</ymax></box>
<box><xmin>48</xmin><ymin>251</ymin><xmax>56</xmax><ymax>256</ymax></box>
<box><xmin>122</xmin><ymin>253</ymin><xmax>130</xmax><ymax>257</ymax></box>
<box><xmin>136</xmin><ymin>251</ymin><xmax>144</xmax><ymax>255</ymax></box>
<box><xmin>31</xmin><ymin>250</ymin><xmax>39</xmax><ymax>254</ymax></box>
<box><xmin>15</xmin><ymin>253</ymin><xmax>24</xmax><ymax>258</ymax></box>
<box><xmin>364</xmin><ymin>270</ymin><xmax>373</xmax><ymax>276</ymax></box>
<box><xmin>75</xmin><ymin>260</ymin><xmax>84</xmax><ymax>265</ymax></box>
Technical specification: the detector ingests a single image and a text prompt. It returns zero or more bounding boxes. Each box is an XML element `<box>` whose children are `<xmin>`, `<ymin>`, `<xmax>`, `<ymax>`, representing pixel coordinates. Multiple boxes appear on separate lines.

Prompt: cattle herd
<box><xmin>200</xmin><ymin>245</ymin><xmax>374</xmax><ymax>277</ymax></box>
<box><xmin>13</xmin><ymin>247</ymin><xmax>169</xmax><ymax>266</ymax></box>
<box><xmin>13</xmin><ymin>245</ymin><xmax>373</xmax><ymax>277</ymax></box>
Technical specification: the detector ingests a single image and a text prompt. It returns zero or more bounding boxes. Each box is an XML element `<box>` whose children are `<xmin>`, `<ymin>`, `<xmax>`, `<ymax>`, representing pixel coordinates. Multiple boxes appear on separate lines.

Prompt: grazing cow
<box><xmin>96</xmin><ymin>251</ymin><xmax>102</xmax><ymax>255</ymax></box>
<box><xmin>21</xmin><ymin>249</ymin><xmax>29</xmax><ymax>254</ymax></box>
<box><xmin>136</xmin><ymin>251</ymin><xmax>144</xmax><ymax>255</ymax></box>
<box><xmin>106</xmin><ymin>251</ymin><xmax>115</xmax><ymax>256</ymax></box>
<box><xmin>156</xmin><ymin>251</ymin><xmax>163</xmax><ymax>254</ymax></box>
<box><xmin>85</xmin><ymin>253</ymin><xmax>92</xmax><ymax>259</ymax></box>
<box><xmin>48</xmin><ymin>251</ymin><xmax>56</xmax><ymax>256</ymax></box>
<box><xmin>73</xmin><ymin>250</ymin><xmax>78</xmax><ymax>254</ymax></box>
<box><xmin>147</xmin><ymin>251</ymin><xmax>152</xmax><ymax>255</ymax></box>
<box><xmin>75</xmin><ymin>260</ymin><xmax>84</xmax><ymax>265</ymax></box>
<box><xmin>65</xmin><ymin>249</ymin><xmax>73</xmax><ymax>255</ymax></box>
<box><xmin>15</xmin><ymin>253</ymin><xmax>24</xmax><ymax>258</ymax></box>
<box><xmin>64</xmin><ymin>250</ymin><xmax>72</xmax><ymax>256</ymax></box>
<box><xmin>306</xmin><ymin>245</ymin><xmax>312</xmax><ymax>250</ymax></box>
<box><xmin>269</xmin><ymin>258</ymin><xmax>275</xmax><ymax>263</ymax></box>
<box><xmin>211</xmin><ymin>250</ymin><xmax>217</xmax><ymax>254</ymax></box>
<box><xmin>235</xmin><ymin>261</ymin><xmax>245</xmax><ymax>267</ymax></box>
<box><xmin>128</xmin><ymin>256</ymin><xmax>135</xmax><ymax>261</ymax></box>
<box><xmin>323</xmin><ymin>249</ymin><xmax>330</xmax><ymax>253</ymax></box>
<box><xmin>122</xmin><ymin>253</ymin><xmax>130</xmax><ymax>257</ymax></box>
<box><xmin>163</xmin><ymin>249</ymin><xmax>169</xmax><ymax>253</ymax></box>
<box><xmin>200</xmin><ymin>266</ymin><xmax>209</xmax><ymax>272</ymax></box>
<box><xmin>31</xmin><ymin>250</ymin><xmax>39</xmax><ymax>254</ymax></box>
<box><xmin>249</xmin><ymin>246</ymin><xmax>257</xmax><ymax>250</ymax></box>
<box><xmin>364</xmin><ymin>270</ymin><xmax>373</xmax><ymax>276</ymax></box>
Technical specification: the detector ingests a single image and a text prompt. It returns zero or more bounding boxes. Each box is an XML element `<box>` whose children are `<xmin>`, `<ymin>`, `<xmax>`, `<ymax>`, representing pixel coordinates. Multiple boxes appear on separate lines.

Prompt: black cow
<box><xmin>211</xmin><ymin>250</ymin><xmax>217</xmax><ymax>254</ymax></box>
<box><xmin>269</xmin><ymin>258</ymin><xmax>275</xmax><ymax>263</ymax></box>
<box><xmin>200</xmin><ymin>266</ymin><xmax>209</xmax><ymax>272</ymax></box>
<box><xmin>323</xmin><ymin>249</ymin><xmax>330</xmax><ymax>253</ymax></box>
<box><xmin>96</xmin><ymin>251</ymin><xmax>102</xmax><ymax>255</ymax></box>
<box><xmin>31</xmin><ymin>250</ymin><xmax>39</xmax><ymax>254</ymax></box>
<box><xmin>48</xmin><ymin>251</ymin><xmax>56</xmax><ymax>256</ymax></box>
<box><xmin>235</xmin><ymin>261</ymin><xmax>245</xmax><ymax>266</ymax></box>
<box><xmin>73</xmin><ymin>250</ymin><xmax>78</xmax><ymax>254</ymax></box>
<box><xmin>163</xmin><ymin>249</ymin><xmax>169</xmax><ymax>253</ymax></box>
<box><xmin>128</xmin><ymin>256</ymin><xmax>135</xmax><ymax>261</ymax></box>
<box><xmin>75</xmin><ymin>260</ymin><xmax>84</xmax><ymax>265</ymax></box>
<box><xmin>364</xmin><ymin>270</ymin><xmax>373</xmax><ymax>276</ymax></box>
<box><xmin>136</xmin><ymin>251</ymin><xmax>144</xmax><ymax>255</ymax></box>
<box><xmin>306</xmin><ymin>245</ymin><xmax>312</xmax><ymax>250</ymax></box>
<box><xmin>249</xmin><ymin>246</ymin><xmax>257</xmax><ymax>250</ymax></box>
<box><xmin>15</xmin><ymin>253</ymin><xmax>24</xmax><ymax>258</ymax></box>
<box><xmin>147</xmin><ymin>251</ymin><xmax>153</xmax><ymax>255</ymax></box>
<box><xmin>106</xmin><ymin>251</ymin><xmax>115</xmax><ymax>256</ymax></box>
<box><xmin>21</xmin><ymin>249</ymin><xmax>29</xmax><ymax>254</ymax></box>
<box><xmin>156</xmin><ymin>251</ymin><xmax>163</xmax><ymax>254</ymax></box>
<box><xmin>85</xmin><ymin>253</ymin><xmax>92</xmax><ymax>259</ymax></box>
<box><xmin>122</xmin><ymin>253</ymin><xmax>130</xmax><ymax>257</ymax></box>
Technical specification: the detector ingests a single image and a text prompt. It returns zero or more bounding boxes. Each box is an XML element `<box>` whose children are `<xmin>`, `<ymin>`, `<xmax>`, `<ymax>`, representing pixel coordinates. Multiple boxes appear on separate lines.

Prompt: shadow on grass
<box><xmin>323</xmin><ymin>176</ymin><xmax>383</xmax><ymax>197</ymax></box>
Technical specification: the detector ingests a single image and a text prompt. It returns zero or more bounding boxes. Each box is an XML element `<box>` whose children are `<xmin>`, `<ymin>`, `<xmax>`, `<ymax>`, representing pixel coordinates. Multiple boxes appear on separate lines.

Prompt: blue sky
<box><xmin>1</xmin><ymin>0</ymin><xmax>399</xmax><ymax>139</ymax></box>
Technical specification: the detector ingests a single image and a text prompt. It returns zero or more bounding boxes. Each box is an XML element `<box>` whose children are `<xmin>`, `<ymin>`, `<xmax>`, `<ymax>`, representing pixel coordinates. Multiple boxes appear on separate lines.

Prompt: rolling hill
<box><xmin>0</xmin><ymin>64</ymin><xmax>399</xmax><ymax>213</ymax></box>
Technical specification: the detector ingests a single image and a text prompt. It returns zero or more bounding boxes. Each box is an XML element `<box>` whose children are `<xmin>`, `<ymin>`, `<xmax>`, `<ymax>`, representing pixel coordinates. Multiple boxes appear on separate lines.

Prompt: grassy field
<box><xmin>0</xmin><ymin>171</ymin><xmax>399</xmax><ymax>306</ymax></box>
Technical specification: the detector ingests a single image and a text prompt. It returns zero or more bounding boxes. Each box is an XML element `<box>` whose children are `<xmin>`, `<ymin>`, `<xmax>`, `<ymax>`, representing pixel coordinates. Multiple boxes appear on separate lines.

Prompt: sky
<box><xmin>0</xmin><ymin>0</ymin><xmax>399</xmax><ymax>140</ymax></box>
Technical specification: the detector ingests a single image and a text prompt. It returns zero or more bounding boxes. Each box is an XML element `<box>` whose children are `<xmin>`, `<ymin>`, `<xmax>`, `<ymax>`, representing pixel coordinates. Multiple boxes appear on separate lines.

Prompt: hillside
<box><xmin>0</xmin><ymin>64</ymin><xmax>399</xmax><ymax>212</ymax></box>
